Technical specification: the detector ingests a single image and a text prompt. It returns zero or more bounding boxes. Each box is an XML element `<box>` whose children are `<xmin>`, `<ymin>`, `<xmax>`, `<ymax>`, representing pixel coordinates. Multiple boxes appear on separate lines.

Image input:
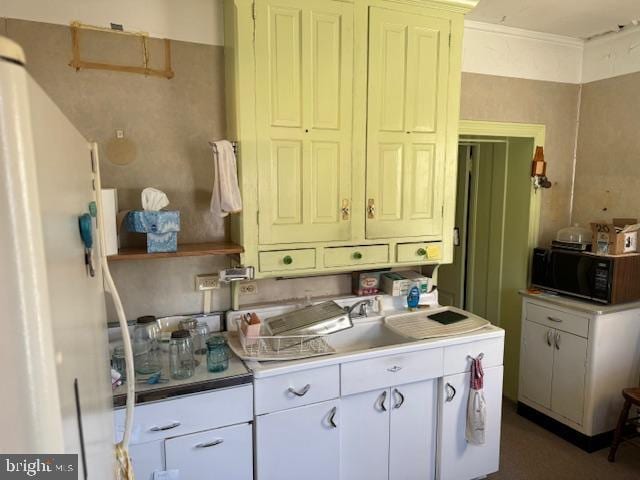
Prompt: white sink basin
<box><xmin>326</xmin><ymin>318</ymin><xmax>413</xmax><ymax>353</ymax></box>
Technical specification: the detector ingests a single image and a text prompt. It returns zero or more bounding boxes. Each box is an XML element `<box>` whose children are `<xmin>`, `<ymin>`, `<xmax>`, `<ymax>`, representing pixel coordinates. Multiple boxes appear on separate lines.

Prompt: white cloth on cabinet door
<box><xmin>466</xmin><ymin>354</ymin><xmax>487</xmax><ymax>445</ymax></box>
<box><xmin>210</xmin><ymin>140</ymin><xmax>242</xmax><ymax>229</ymax></box>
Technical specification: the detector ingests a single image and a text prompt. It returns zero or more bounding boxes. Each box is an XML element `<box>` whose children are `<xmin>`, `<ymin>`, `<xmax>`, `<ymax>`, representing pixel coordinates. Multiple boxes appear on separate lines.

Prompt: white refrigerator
<box><xmin>0</xmin><ymin>37</ymin><xmax>131</xmax><ymax>477</ymax></box>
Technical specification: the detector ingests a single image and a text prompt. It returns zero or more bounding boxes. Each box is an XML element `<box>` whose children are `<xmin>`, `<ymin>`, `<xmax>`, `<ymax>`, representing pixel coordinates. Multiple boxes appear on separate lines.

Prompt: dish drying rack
<box><xmin>231</xmin><ymin>318</ymin><xmax>335</xmax><ymax>361</ymax></box>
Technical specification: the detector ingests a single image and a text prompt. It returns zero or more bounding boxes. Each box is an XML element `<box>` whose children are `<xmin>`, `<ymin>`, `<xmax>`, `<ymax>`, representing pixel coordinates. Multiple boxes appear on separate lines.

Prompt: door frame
<box><xmin>458</xmin><ymin>120</ymin><xmax>545</xmax><ymax>254</ymax></box>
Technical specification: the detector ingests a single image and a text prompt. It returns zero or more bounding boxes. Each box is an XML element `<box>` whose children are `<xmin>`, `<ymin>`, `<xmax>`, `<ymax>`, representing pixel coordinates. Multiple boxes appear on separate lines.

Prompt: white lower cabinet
<box><xmin>255</xmin><ymin>399</ymin><xmax>340</xmax><ymax>480</ymax></box>
<box><xmin>341</xmin><ymin>380</ymin><xmax>437</xmax><ymax>480</ymax></box>
<box><xmin>165</xmin><ymin>423</ymin><xmax>253</xmax><ymax>480</ymax></box>
<box><xmin>341</xmin><ymin>389</ymin><xmax>390</xmax><ymax>480</ymax></box>
<box><xmin>128</xmin><ymin>440</ymin><xmax>164</xmax><ymax>480</ymax></box>
<box><xmin>520</xmin><ymin>317</ymin><xmax>588</xmax><ymax>425</ymax></box>
<box><xmin>438</xmin><ymin>365</ymin><xmax>503</xmax><ymax>480</ymax></box>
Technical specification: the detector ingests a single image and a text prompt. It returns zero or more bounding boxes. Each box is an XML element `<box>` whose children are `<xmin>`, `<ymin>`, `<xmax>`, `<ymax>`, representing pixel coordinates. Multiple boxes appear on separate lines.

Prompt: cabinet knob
<box><xmin>417</xmin><ymin>248</ymin><xmax>427</xmax><ymax>257</ymax></box>
<box><xmin>367</xmin><ymin>199</ymin><xmax>376</xmax><ymax>219</ymax></box>
<box><xmin>353</xmin><ymin>251</ymin><xmax>363</xmax><ymax>260</ymax></box>
<box><xmin>283</xmin><ymin>255</ymin><xmax>293</xmax><ymax>265</ymax></box>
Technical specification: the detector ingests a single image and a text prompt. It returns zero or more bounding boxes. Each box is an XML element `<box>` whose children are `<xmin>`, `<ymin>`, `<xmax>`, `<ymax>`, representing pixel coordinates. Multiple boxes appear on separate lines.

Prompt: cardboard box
<box><xmin>381</xmin><ymin>271</ymin><xmax>432</xmax><ymax>297</ymax></box>
<box><xmin>351</xmin><ymin>270</ymin><xmax>386</xmax><ymax>296</ymax></box>
<box><xmin>591</xmin><ymin>218</ymin><xmax>640</xmax><ymax>255</ymax></box>
<box><xmin>126</xmin><ymin>210</ymin><xmax>180</xmax><ymax>253</ymax></box>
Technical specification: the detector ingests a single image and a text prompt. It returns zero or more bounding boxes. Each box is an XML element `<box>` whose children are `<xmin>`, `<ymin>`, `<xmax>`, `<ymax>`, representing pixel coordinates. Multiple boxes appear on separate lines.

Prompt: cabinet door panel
<box><xmin>128</xmin><ymin>441</ymin><xmax>164</xmax><ymax>480</ymax></box>
<box><xmin>520</xmin><ymin>320</ymin><xmax>554</xmax><ymax>409</ymax></box>
<box><xmin>165</xmin><ymin>423</ymin><xmax>253</xmax><ymax>480</ymax></box>
<box><xmin>438</xmin><ymin>366</ymin><xmax>503</xmax><ymax>480</ymax></box>
<box><xmin>389</xmin><ymin>380</ymin><xmax>437</xmax><ymax>480</ymax></box>
<box><xmin>256</xmin><ymin>400</ymin><xmax>340</xmax><ymax>480</ymax></box>
<box><xmin>341</xmin><ymin>389</ymin><xmax>390</xmax><ymax>480</ymax></box>
<box><xmin>256</xmin><ymin>0</ymin><xmax>353</xmax><ymax>244</ymax></box>
<box><xmin>268</xmin><ymin>5</ymin><xmax>303</xmax><ymax>127</ymax></box>
<box><xmin>551</xmin><ymin>331</ymin><xmax>587</xmax><ymax>425</ymax></box>
<box><xmin>366</xmin><ymin>7</ymin><xmax>450</xmax><ymax>239</ymax></box>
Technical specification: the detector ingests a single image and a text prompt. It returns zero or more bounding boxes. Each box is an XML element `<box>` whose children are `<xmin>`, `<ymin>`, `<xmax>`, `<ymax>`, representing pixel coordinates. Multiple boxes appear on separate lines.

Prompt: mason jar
<box><xmin>206</xmin><ymin>335</ymin><xmax>229</xmax><ymax>373</ymax></box>
<box><xmin>169</xmin><ymin>329</ymin><xmax>194</xmax><ymax>379</ymax></box>
<box><xmin>133</xmin><ymin>315</ymin><xmax>162</xmax><ymax>375</ymax></box>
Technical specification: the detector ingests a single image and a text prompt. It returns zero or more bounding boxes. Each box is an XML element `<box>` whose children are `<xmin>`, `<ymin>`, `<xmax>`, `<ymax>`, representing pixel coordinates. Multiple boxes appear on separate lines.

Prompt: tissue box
<box><xmin>126</xmin><ymin>211</ymin><xmax>180</xmax><ymax>253</ymax></box>
<box><xmin>381</xmin><ymin>271</ymin><xmax>432</xmax><ymax>296</ymax></box>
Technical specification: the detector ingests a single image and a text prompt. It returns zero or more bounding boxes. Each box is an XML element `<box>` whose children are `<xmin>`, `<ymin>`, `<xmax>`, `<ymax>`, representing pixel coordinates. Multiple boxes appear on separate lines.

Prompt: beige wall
<box><xmin>4</xmin><ymin>18</ymin><xmax>349</xmax><ymax>320</ymax></box>
<box><xmin>572</xmin><ymin>71</ymin><xmax>640</xmax><ymax>226</ymax></box>
<box><xmin>460</xmin><ymin>73</ymin><xmax>581</xmax><ymax>246</ymax></box>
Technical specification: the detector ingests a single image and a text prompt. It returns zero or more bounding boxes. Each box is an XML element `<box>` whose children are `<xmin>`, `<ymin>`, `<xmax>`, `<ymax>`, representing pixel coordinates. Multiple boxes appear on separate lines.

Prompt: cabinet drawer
<box><xmin>324</xmin><ymin>245</ymin><xmax>389</xmax><ymax>267</ymax></box>
<box><xmin>165</xmin><ymin>423</ymin><xmax>253</xmax><ymax>480</ymax></box>
<box><xmin>526</xmin><ymin>302</ymin><xmax>589</xmax><ymax>338</ymax></box>
<box><xmin>259</xmin><ymin>249</ymin><xmax>316</xmax><ymax>273</ymax></box>
<box><xmin>114</xmin><ymin>385</ymin><xmax>253</xmax><ymax>445</ymax></box>
<box><xmin>397</xmin><ymin>242</ymin><xmax>443</xmax><ymax>263</ymax></box>
<box><xmin>443</xmin><ymin>338</ymin><xmax>504</xmax><ymax>376</ymax></box>
<box><xmin>341</xmin><ymin>348</ymin><xmax>443</xmax><ymax>395</ymax></box>
<box><xmin>255</xmin><ymin>365</ymin><xmax>340</xmax><ymax>415</ymax></box>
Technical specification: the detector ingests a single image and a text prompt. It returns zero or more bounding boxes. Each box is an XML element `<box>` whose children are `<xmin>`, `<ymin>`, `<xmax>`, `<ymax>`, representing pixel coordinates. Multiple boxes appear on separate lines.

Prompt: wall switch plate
<box><xmin>195</xmin><ymin>274</ymin><xmax>219</xmax><ymax>291</ymax></box>
<box><xmin>239</xmin><ymin>282</ymin><xmax>258</xmax><ymax>295</ymax></box>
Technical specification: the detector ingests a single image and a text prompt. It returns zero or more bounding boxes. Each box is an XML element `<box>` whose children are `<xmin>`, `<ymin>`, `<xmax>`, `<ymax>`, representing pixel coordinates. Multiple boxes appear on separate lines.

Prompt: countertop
<box><xmin>112</xmin><ymin>350</ymin><xmax>252</xmax><ymax>408</ymax></box>
<box><xmin>519</xmin><ymin>290</ymin><xmax>640</xmax><ymax>315</ymax></box>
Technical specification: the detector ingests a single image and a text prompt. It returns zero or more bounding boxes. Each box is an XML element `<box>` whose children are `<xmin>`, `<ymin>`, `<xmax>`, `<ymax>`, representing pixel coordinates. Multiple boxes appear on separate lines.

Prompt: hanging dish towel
<box><xmin>210</xmin><ymin>140</ymin><xmax>242</xmax><ymax>228</ymax></box>
<box><xmin>466</xmin><ymin>353</ymin><xmax>487</xmax><ymax>445</ymax></box>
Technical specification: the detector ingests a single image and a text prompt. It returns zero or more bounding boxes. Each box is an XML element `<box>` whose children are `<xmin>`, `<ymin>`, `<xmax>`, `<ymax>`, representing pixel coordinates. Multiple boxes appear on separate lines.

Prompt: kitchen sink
<box><xmin>326</xmin><ymin>318</ymin><xmax>413</xmax><ymax>353</ymax></box>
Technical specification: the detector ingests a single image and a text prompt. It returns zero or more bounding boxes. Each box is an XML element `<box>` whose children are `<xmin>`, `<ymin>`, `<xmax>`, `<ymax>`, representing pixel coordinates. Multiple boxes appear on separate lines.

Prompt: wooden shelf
<box><xmin>107</xmin><ymin>242</ymin><xmax>244</xmax><ymax>261</ymax></box>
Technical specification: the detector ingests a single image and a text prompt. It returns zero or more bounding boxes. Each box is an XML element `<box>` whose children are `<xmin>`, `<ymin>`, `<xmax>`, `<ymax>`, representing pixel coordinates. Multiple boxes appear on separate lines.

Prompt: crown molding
<box><xmin>464</xmin><ymin>20</ymin><xmax>584</xmax><ymax>48</ymax></box>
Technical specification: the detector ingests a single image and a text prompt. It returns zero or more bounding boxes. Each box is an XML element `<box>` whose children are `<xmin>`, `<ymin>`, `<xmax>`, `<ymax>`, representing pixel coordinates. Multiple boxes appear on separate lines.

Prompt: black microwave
<box><xmin>531</xmin><ymin>248</ymin><xmax>640</xmax><ymax>304</ymax></box>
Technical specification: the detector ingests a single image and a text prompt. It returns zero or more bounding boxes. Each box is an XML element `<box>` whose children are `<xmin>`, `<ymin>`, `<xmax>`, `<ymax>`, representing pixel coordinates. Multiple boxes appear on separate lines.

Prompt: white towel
<box><xmin>466</xmin><ymin>354</ymin><xmax>487</xmax><ymax>445</ymax></box>
<box><xmin>210</xmin><ymin>140</ymin><xmax>242</xmax><ymax>229</ymax></box>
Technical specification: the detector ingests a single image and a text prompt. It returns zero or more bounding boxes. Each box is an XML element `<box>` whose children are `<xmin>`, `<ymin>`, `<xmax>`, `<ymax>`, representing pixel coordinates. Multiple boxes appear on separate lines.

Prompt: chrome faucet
<box><xmin>345</xmin><ymin>299</ymin><xmax>374</xmax><ymax>318</ymax></box>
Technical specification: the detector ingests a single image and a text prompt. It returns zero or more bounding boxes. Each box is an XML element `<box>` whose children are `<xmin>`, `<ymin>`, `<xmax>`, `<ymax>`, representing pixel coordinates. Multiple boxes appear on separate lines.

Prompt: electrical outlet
<box><xmin>195</xmin><ymin>274</ymin><xmax>219</xmax><ymax>291</ymax></box>
<box><xmin>239</xmin><ymin>282</ymin><xmax>258</xmax><ymax>295</ymax></box>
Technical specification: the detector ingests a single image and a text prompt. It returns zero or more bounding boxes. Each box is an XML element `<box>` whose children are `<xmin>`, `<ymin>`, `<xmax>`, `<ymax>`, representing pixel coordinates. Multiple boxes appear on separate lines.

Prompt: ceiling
<box><xmin>468</xmin><ymin>0</ymin><xmax>640</xmax><ymax>39</ymax></box>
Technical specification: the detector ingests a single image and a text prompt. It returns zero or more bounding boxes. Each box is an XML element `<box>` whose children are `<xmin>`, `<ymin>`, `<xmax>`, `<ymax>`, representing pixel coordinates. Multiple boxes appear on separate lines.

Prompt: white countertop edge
<box><xmin>518</xmin><ymin>290</ymin><xmax>640</xmax><ymax>315</ymax></box>
<box><xmin>246</xmin><ymin>324</ymin><xmax>504</xmax><ymax>378</ymax></box>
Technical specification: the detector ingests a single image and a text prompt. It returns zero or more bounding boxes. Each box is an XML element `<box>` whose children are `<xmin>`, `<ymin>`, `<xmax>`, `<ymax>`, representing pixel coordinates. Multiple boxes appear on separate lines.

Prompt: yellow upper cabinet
<box><xmin>225</xmin><ymin>0</ymin><xmax>476</xmax><ymax>277</ymax></box>
<box><xmin>365</xmin><ymin>6</ymin><xmax>450</xmax><ymax>239</ymax></box>
<box><xmin>255</xmin><ymin>0</ymin><xmax>354</xmax><ymax>244</ymax></box>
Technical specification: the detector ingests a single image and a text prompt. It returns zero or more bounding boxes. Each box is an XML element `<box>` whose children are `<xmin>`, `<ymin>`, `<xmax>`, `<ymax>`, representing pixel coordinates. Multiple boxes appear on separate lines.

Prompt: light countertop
<box><xmin>113</xmin><ymin>350</ymin><xmax>251</xmax><ymax>408</ymax></box>
<box><xmin>519</xmin><ymin>290</ymin><xmax>640</xmax><ymax>315</ymax></box>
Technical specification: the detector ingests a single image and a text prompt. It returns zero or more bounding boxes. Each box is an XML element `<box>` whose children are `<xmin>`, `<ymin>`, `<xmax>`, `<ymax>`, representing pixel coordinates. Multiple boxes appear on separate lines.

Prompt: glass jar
<box><xmin>170</xmin><ymin>329</ymin><xmax>194</xmax><ymax>379</ymax></box>
<box><xmin>133</xmin><ymin>316</ymin><xmax>162</xmax><ymax>375</ymax></box>
<box><xmin>111</xmin><ymin>345</ymin><xmax>127</xmax><ymax>382</ymax></box>
<box><xmin>193</xmin><ymin>322</ymin><xmax>210</xmax><ymax>356</ymax></box>
<box><xmin>206</xmin><ymin>335</ymin><xmax>229</xmax><ymax>373</ymax></box>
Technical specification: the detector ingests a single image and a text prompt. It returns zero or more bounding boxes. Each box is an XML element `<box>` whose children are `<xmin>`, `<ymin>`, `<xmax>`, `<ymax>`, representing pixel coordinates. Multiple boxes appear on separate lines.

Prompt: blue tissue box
<box><xmin>126</xmin><ymin>211</ymin><xmax>180</xmax><ymax>253</ymax></box>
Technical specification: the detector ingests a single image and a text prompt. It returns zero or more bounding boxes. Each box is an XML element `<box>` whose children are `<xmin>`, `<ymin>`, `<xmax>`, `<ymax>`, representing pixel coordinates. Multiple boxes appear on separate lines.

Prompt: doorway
<box><xmin>438</xmin><ymin>123</ymin><xmax>543</xmax><ymax>400</ymax></box>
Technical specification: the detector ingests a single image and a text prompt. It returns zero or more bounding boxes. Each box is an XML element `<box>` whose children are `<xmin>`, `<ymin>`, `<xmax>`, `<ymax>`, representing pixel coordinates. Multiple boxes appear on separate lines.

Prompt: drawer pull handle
<box><xmin>555</xmin><ymin>332</ymin><xmax>561</xmax><ymax>350</ymax></box>
<box><xmin>328</xmin><ymin>406</ymin><xmax>338</xmax><ymax>428</ymax></box>
<box><xmin>377</xmin><ymin>390</ymin><xmax>388</xmax><ymax>412</ymax></box>
<box><xmin>387</xmin><ymin>365</ymin><xmax>403</xmax><ymax>373</ymax></box>
<box><xmin>546</xmin><ymin>330</ymin><xmax>553</xmax><ymax>347</ymax></box>
<box><xmin>288</xmin><ymin>384</ymin><xmax>311</xmax><ymax>397</ymax></box>
<box><xmin>393</xmin><ymin>388</ymin><xmax>405</xmax><ymax>409</ymax></box>
<box><xmin>283</xmin><ymin>255</ymin><xmax>293</xmax><ymax>265</ymax></box>
<box><xmin>547</xmin><ymin>316</ymin><xmax>563</xmax><ymax>323</ymax></box>
<box><xmin>150</xmin><ymin>421</ymin><xmax>181</xmax><ymax>432</ymax></box>
<box><xmin>417</xmin><ymin>248</ymin><xmax>427</xmax><ymax>257</ymax></box>
<box><xmin>195</xmin><ymin>439</ymin><xmax>224</xmax><ymax>449</ymax></box>
<box><xmin>445</xmin><ymin>383</ymin><xmax>456</xmax><ymax>402</ymax></box>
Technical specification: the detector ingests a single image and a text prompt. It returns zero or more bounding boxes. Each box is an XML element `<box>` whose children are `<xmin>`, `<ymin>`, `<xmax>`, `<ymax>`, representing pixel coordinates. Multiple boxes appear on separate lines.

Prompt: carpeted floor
<box><xmin>490</xmin><ymin>400</ymin><xmax>640</xmax><ymax>480</ymax></box>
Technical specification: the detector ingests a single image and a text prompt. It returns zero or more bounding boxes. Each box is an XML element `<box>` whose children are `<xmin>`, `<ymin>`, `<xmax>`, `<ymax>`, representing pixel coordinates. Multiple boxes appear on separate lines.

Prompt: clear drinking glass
<box><xmin>111</xmin><ymin>345</ymin><xmax>127</xmax><ymax>382</ymax></box>
<box><xmin>133</xmin><ymin>316</ymin><xmax>162</xmax><ymax>375</ymax></box>
<box><xmin>169</xmin><ymin>330</ymin><xmax>194</xmax><ymax>379</ymax></box>
<box><xmin>206</xmin><ymin>335</ymin><xmax>229</xmax><ymax>373</ymax></box>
